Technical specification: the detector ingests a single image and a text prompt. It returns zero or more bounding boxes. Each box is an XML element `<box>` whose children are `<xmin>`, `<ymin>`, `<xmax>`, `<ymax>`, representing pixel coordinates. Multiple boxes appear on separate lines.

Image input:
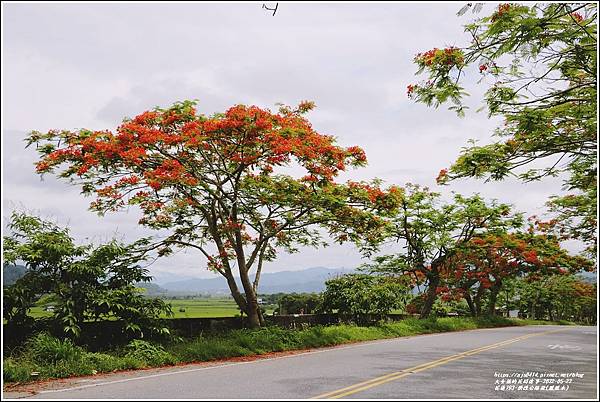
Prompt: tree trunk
<box><xmin>474</xmin><ymin>286</ymin><xmax>485</xmax><ymax>316</ymax></box>
<box><xmin>238</xmin><ymin>268</ymin><xmax>261</xmax><ymax>328</ymax></box>
<box><xmin>487</xmin><ymin>281</ymin><xmax>501</xmax><ymax>316</ymax></box>
<box><xmin>245</xmin><ymin>297</ymin><xmax>261</xmax><ymax>328</ymax></box>
<box><xmin>464</xmin><ymin>291</ymin><xmax>477</xmax><ymax>317</ymax></box>
<box><xmin>223</xmin><ymin>271</ymin><xmax>247</xmax><ymax>311</ymax></box>
<box><xmin>420</xmin><ymin>274</ymin><xmax>439</xmax><ymax>319</ymax></box>
<box><xmin>487</xmin><ymin>287</ymin><xmax>498</xmax><ymax>316</ymax></box>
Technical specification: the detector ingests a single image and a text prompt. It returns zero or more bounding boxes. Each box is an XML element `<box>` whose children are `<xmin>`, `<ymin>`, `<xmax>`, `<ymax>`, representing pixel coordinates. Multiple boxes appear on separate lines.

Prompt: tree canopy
<box><xmin>320</xmin><ymin>273</ymin><xmax>410</xmax><ymax>323</ymax></box>
<box><xmin>364</xmin><ymin>184</ymin><xmax>522</xmax><ymax>318</ymax></box>
<box><xmin>440</xmin><ymin>230</ymin><xmax>594</xmax><ymax>316</ymax></box>
<box><xmin>28</xmin><ymin>101</ymin><xmax>399</xmax><ymax>327</ymax></box>
<box><xmin>409</xmin><ymin>3</ymin><xmax>597</xmax><ymax>256</ymax></box>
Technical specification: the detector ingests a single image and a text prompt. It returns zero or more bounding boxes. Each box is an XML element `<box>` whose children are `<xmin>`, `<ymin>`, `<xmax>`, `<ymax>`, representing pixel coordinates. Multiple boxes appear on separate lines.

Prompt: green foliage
<box><xmin>3</xmin><ymin>212</ymin><xmax>172</xmax><ymax>339</ymax></box>
<box><xmin>24</xmin><ymin>333</ymin><xmax>84</xmax><ymax>365</ymax></box>
<box><xmin>407</xmin><ymin>294</ymin><xmax>471</xmax><ymax>317</ymax></box>
<box><xmin>547</xmin><ymin>187</ymin><xmax>597</xmax><ymax>257</ymax></box>
<box><xmin>27</xmin><ymin>101</ymin><xmax>399</xmax><ymax>328</ymax></box>
<box><xmin>410</xmin><ymin>3</ymin><xmax>597</xmax><ymax>254</ymax></box>
<box><xmin>3</xmin><ymin>358</ymin><xmax>37</xmax><ymax>383</ymax></box>
<box><xmin>167</xmin><ymin>316</ymin><xmax>524</xmax><ymax>364</ymax></box>
<box><xmin>512</xmin><ymin>275</ymin><xmax>597</xmax><ymax>323</ymax></box>
<box><xmin>124</xmin><ymin>340</ymin><xmax>177</xmax><ymax>366</ymax></box>
<box><xmin>365</xmin><ymin>184</ymin><xmax>521</xmax><ymax>318</ymax></box>
<box><xmin>320</xmin><ymin>274</ymin><xmax>411</xmax><ymax>322</ymax></box>
<box><xmin>4</xmin><ymin>333</ymin><xmax>148</xmax><ymax>383</ymax></box>
<box><xmin>277</xmin><ymin>293</ymin><xmax>322</xmax><ymax>314</ymax></box>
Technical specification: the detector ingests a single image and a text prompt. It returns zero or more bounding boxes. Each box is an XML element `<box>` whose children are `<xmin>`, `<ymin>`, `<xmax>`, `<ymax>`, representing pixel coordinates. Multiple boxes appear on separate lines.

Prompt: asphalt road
<box><xmin>4</xmin><ymin>325</ymin><xmax>597</xmax><ymax>399</ymax></box>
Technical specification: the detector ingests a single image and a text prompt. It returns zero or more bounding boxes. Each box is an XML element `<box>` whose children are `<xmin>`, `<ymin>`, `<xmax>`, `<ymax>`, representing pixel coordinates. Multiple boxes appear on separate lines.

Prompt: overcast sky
<box><xmin>2</xmin><ymin>2</ymin><xmax>573</xmax><ymax>282</ymax></box>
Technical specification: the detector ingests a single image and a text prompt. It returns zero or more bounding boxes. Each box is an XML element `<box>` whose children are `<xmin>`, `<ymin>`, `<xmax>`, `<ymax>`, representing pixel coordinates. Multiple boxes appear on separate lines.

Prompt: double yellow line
<box><xmin>312</xmin><ymin>328</ymin><xmax>569</xmax><ymax>399</ymax></box>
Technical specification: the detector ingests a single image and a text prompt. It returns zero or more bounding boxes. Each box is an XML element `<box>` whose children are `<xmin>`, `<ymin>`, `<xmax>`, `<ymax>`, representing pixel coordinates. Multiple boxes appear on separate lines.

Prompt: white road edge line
<box><xmin>37</xmin><ymin>325</ymin><xmax>567</xmax><ymax>394</ymax></box>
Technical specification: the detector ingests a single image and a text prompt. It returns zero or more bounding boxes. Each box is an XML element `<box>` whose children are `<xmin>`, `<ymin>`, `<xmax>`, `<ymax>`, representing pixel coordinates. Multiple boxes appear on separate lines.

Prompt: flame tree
<box><xmin>513</xmin><ymin>274</ymin><xmax>596</xmax><ymax>323</ymax></box>
<box><xmin>408</xmin><ymin>3</ymin><xmax>597</xmax><ymax>257</ymax></box>
<box><xmin>440</xmin><ymin>231</ymin><xmax>593</xmax><ymax>316</ymax></box>
<box><xmin>28</xmin><ymin>101</ymin><xmax>399</xmax><ymax>328</ymax></box>
<box><xmin>364</xmin><ymin>184</ymin><xmax>522</xmax><ymax>318</ymax></box>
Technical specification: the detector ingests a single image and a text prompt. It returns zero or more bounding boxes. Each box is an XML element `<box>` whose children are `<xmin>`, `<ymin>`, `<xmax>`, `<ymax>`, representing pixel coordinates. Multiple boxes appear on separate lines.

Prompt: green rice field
<box><xmin>164</xmin><ymin>298</ymin><xmax>245</xmax><ymax>318</ymax></box>
<box><xmin>25</xmin><ymin>298</ymin><xmax>276</xmax><ymax>319</ymax></box>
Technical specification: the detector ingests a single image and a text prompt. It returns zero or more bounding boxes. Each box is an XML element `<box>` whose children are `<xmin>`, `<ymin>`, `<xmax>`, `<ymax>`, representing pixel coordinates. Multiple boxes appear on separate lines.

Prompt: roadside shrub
<box><xmin>124</xmin><ymin>339</ymin><xmax>176</xmax><ymax>366</ymax></box>
<box><xmin>278</xmin><ymin>293</ymin><xmax>322</xmax><ymax>315</ymax></box>
<box><xmin>24</xmin><ymin>333</ymin><xmax>84</xmax><ymax>365</ymax></box>
<box><xmin>229</xmin><ymin>327</ymin><xmax>302</xmax><ymax>353</ymax></box>
<box><xmin>39</xmin><ymin>359</ymin><xmax>95</xmax><ymax>378</ymax></box>
<box><xmin>320</xmin><ymin>274</ymin><xmax>411</xmax><ymax>324</ymax></box>
<box><xmin>3</xmin><ymin>358</ymin><xmax>36</xmax><ymax>383</ymax></box>
<box><xmin>84</xmin><ymin>352</ymin><xmax>144</xmax><ymax>372</ymax></box>
<box><xmin>4</xmin><ymin>316</ymin><xmax>565</xmax><ymax>384</ymax></box>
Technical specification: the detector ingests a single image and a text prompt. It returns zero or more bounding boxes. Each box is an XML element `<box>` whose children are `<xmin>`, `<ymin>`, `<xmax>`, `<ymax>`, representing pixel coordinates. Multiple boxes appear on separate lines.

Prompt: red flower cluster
<box><xmin>436</xmin><ymin>168</ymin><xmax>448</xmax><ymax>184</ymax></box>
<box><xmin>416</xmin><ymin>48</ymin><xmax>439</xmax><ymax>66</ymax></box>
<box><xmin>522</xmin><ymin>250</ymin><xmax>539</xmax><ymax>264</ymax></box>
<box><xmin>491</xmin><ymin>3</ymin><xmax>511</xmax><ymax>22</ymax></box>
<box><xmin>415</xmin><ymin>47</ymin><xmax>465</xmax><ymax>69</ymax></box>
<box><xmin>347</xmin><ymin>181</ymin><xmax>389</xmax><ymax>203</ymax></box>
<box><xmin>115</xmin><ymin>175</ymin><xmax>141</xmax><ymax>187</ymax></box>
<box><xmin>435</xmin><ymin>286</ymin><xmax>450</xmax><ymax>295</ymax></box>
<box><xmin>31</xmin><ymin>101</ymin><xmax>373</xmax><ymax>233</ymax></box>
<box><xmin>570</xmin><ymin>12</ymin><xmax>583</xmax><ymax>23</ymax></box>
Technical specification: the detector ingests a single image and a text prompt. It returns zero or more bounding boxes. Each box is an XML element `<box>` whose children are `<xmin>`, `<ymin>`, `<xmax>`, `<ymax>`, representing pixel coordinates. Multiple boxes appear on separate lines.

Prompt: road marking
<box><xmin>34</xmin><ymin>326</ymin><xmax>566</xmax><ymax>395</ymax></box>
<box><xmin>547</xmin><ymin>344</ymin><xmax>582</xmax><ymax>351</ymax></box>
<box><xmin>312</xmin><ymin>328</ymin><xmax>569</xmax><ymax>399</ymax></box>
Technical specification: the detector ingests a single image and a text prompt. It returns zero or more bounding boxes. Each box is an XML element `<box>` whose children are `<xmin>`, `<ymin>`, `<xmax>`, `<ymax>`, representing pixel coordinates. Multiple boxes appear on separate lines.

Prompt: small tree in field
<box><xmin>320</xmin><ymin>274</ymin><xmax>410</xmax><ymax>324</ymax></box>
<box><xmin>28</xmin><ymin>101</ymin><xmax>398</xmax><ymax>327</ymax></box>
<box><xmin>3</xmin><ymin>212</ymin><xmax>171</xmax><ymax>339</ymax></box>
<box><xmin>277</xmin><ymin>293</ymin><xmax>322</xmax><ymax>315</ymax></box>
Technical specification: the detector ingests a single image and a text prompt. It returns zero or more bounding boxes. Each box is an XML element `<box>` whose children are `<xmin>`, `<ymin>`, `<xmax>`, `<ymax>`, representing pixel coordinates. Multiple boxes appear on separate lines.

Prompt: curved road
<box><xmin>4</xmin><ymin>325</ymin><xmax>597</xmax><ymax>399</ymax></box>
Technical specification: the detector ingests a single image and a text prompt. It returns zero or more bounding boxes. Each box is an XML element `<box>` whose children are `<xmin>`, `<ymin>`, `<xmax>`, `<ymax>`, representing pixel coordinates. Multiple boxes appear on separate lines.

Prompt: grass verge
<box><xmin>3</xmin><ymin>316</ymin><xmax>572</xmax><ymax>384</ymax></box>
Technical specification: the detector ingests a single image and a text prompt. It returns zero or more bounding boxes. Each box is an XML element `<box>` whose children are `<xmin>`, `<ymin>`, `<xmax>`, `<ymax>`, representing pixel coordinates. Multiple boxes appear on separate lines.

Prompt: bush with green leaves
<box><xmin>406</xmin><ymin>294</ymin><xmax>471</xmax><ymax>317</ymax></box>
<box><xmin>3</xmin><ymin>358</ymin><xmax>37</xmax><ymax>383</ymax></box>
<box><xmin>512</xmin><ymin>275</ymin><xmax>597</xmax><ymax>324</ymax></box>
<box><xmin>278</xmin><ymin>293</ymin><xmax>322</xmax><ymax>315</ymax></box>
<box><xmin>3</xmin><ymin>212</ymin><xmax>172</xmax><ymax>339</ymax></box>
<box><xmin>3</xmin><ymin>333</ymin><xmax>147</xmax><ymax>382</ymax></box>
<box><xmin>24</xmin><ymin>332</ymin><xmax>85</xmax><ymax>365</ymax></box>
<box><xmin>320</xmin><ymin>274</ymin><xmax>411</xmax><ymax>324</ymax></box>
<box><xmin>124</xmin><ymin>339</ymin><xmax>176</xmax><ymax>366</ymax></box>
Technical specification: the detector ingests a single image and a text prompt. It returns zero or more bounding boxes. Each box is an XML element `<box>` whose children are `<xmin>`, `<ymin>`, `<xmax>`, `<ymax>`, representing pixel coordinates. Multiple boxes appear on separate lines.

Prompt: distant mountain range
<box><xmin>577</xmin><ymin>271</ymin><xmax>597</xmax><ymax>284</ymax></box>
<box><xmin>5</xmin><ymin>264</ymin><xmax>596</xmax><ymax>296</ymax></box>
<box><xmin>157</xmin><ymin>267</ymin><xmax>355</xmax><ymax>294</ymax></box>
<box><xmin>2</xmin><ymin>264</ymin><xmax>27</xmax><ymax>286</ymax></box>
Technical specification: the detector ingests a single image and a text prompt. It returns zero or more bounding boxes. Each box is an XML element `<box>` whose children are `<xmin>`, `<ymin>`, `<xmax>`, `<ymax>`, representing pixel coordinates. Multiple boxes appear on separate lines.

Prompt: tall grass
<box><xmin>3</xmin><ymin>317</ymin><xmax>566</xmax><ymax>384</ymax></box>
<box><xmin>4</xmin><ymin>333</ymin><xmax>148</xmax><ymax>383</ymax></box>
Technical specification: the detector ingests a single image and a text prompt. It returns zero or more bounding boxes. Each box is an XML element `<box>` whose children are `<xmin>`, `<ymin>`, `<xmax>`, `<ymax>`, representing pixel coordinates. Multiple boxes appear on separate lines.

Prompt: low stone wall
<box><xmin>3</xmin><ymin>313</ymin><xmax>414</xmax><ymax>350</ymax></box>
